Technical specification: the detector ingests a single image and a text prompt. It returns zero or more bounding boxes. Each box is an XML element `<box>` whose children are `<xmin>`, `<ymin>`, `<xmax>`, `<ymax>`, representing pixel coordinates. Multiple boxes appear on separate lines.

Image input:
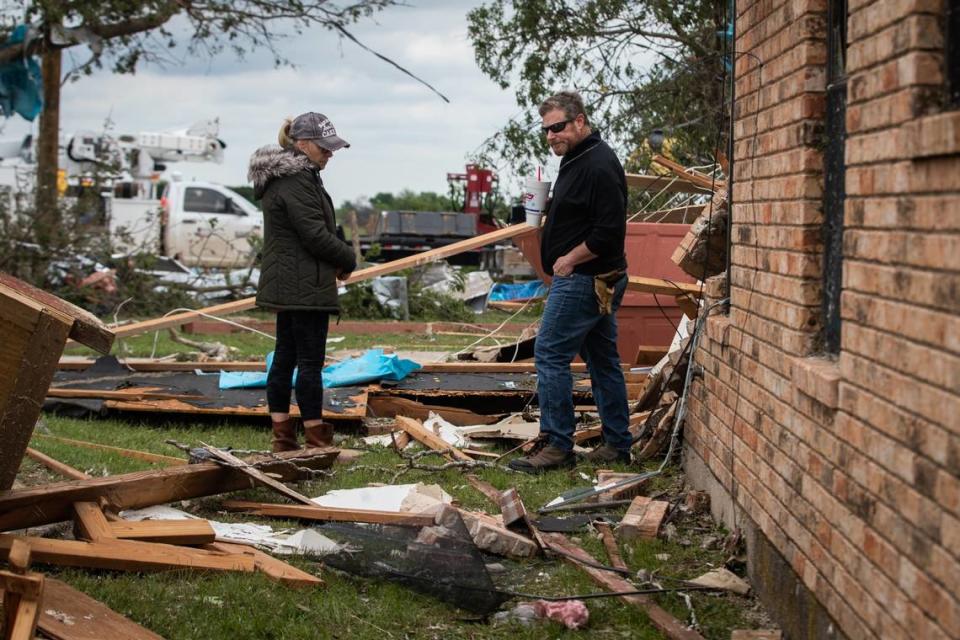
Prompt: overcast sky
<box><xmin>0</xmin><ymin>1</ymin><xmax>547</xmax><ymax>205</ymax></box>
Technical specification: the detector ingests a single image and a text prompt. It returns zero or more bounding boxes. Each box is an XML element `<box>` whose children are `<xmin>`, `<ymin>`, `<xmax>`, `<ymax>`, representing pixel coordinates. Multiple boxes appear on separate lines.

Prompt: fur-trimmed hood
<box><xmin>247</xmin><ymin>145</ymin><xmax>316</xmax><ymax>199</ymax></box>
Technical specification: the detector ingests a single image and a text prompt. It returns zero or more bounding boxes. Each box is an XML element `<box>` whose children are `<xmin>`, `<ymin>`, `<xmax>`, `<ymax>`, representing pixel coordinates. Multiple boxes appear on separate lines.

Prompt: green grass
<box><xmin>31</xmin><ymin>322</ymin><xmax>766</xmax><ymax>638</ymax></box>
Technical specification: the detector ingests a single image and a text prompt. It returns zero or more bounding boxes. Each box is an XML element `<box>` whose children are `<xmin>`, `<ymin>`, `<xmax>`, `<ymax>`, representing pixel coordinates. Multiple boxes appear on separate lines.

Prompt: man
<box><xmin>509</xmin><ymin>91</ymin><xmax>631</xmax><ymax>473</ymax></box>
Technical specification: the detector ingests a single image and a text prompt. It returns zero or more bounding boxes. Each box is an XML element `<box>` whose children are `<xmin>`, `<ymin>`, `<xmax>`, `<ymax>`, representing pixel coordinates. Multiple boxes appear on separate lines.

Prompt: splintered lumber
<box><xmin>38</xmin><ymin>577</ymin><xmax>165</xmax><ymax>640</ymax></box>
<box><xmin>205</xmin><ymin>541</ymin><xmax>324</xmax><ymax>589</ymax></box>
<box><xmin>0</xmin><ymin>448</ymin><xmax>339</xmax><ymax>532</ymax></box>
<box><xmin>109</xmin><ymin>223</ymin><xmax>537</xmax><ymax>340</ymax></box>
<box><xmin>625</xmin><ymin>173</ymin><xmax>713</xmax><ymax>195</ymax></box>
<box><xmin>109</xmin><ymin>519</ymin><xmax>216</xmax><ymax>545</ymax></box>
<box><xmin>651</xmin><ymin>154</ymin><xmax>724</xmax><ymax>191</ymax></box>
<box><xmin>45</xmin><ymin>387</ymin><xmax>205</xmax><ymax>402</ymax></box>
<box><xmin>465</xmin><ymin>474</ymin><xmax>502</xmax><ymax>507</ymax></box>
<box><xmin>24</xmin><ymin>447</ymin><xmax>91</xmax><ymax>480</ymax></box>
<box><xmin>541</xmin><ymin>533</ymin><xmax>705</xmax><ymax>640</ymax></box>
<box><xmin>627</xmin><ymin>276</ymin><xmax>702</xmax><ymax>298</ymax></box>
<box><xmin>394</xmin><ymin>416</ymin><xmax>473</xmax><ymax>462</ymax></box>
<box><xmin>200</xmin><ymin>444</ymin><xmax>314</xmax><ymax>506</ymax></box>
<box><xmin>618</xmin><ymin>496</ymin><xmax>670</xmax><ymax>540</ymax></box>
<box><xmin>0</xmin><ymin>534</ymin><xmax>256</xmax><ymax>573</ymax></box>
<box><xmin>595</xmin><ymin>521</ymin><xmax>629</xmax><ymax>572</ymax></box>
<box><xmin>366</xmin><ymin>395</ymin><xmax>498</xmax><ymax>426</ymax></box>
<box><xmin>31</xmin><ymin>433</ymin><xmax>186</xmax><ymax>466</ymax></box>
<box><xmin>222</xmin><ymin>500</ymin><xmax>437</xmax><ymax>527</ymax></box>
<box><xmin>0</xmin><ymin>274</ymin><xmax>114</xmax><ymax>355</ymax></box>
<box><xmin>0</xmin><ymin>539</ymin><xmax>44</xmax><ymax>640</ymax></box>
<box><xmin>73</xmin><ymin>502</ymin><xmax>115</xmax><ymax>542</ymax></box>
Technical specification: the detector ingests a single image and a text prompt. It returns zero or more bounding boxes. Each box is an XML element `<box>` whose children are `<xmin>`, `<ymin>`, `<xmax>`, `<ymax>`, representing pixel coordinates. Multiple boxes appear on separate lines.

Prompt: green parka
<box><xmin>248</xmin><ymin>146</ymin><xmax>357</xmax><ymax>312</ymax></box>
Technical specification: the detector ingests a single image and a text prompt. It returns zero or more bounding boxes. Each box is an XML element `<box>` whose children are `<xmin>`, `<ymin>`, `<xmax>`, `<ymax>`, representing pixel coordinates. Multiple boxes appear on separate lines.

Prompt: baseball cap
<box><xmin>289</xmin><ymin>112</ymin><xmax>350</xmax><ymax>151</ymax></box>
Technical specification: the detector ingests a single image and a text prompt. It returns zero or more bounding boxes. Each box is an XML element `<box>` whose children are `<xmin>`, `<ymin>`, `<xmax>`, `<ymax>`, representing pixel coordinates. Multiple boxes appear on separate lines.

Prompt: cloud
<box><xmin>1</xmin><ymin>2</ymin><xmax>538</xmax><ymax>204</ymax></box>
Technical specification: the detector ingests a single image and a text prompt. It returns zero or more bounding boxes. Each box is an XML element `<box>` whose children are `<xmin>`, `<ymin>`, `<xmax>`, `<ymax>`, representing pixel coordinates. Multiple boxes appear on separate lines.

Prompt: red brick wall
<box><xmin>686</xmin><ymin>0</ymin><xmax>960</xmax><ymax>638</ymax></box>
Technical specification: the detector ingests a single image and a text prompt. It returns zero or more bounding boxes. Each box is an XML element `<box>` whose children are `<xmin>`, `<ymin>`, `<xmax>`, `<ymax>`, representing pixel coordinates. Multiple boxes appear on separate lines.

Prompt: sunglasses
<box><xmin>541</xmin><ymin>119</ymin><xmax>572</xmax><ymax>135</ymax></box>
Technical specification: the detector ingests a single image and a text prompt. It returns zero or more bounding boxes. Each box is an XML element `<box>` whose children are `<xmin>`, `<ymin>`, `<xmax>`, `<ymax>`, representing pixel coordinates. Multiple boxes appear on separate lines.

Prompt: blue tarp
<box><xmin>322</xmin><ymin>349</ymin><xmax>421</xmax><ymax>388</ymax></box>
<box><xmin>488</xmin><ymin>280</ymin><xmax>547</xmax><ymax>302</ymax></box>
<box><xmin>218</xmin><ymin>349</ymin><xmax>422</xmax><ymax>390</ymax></box>
<box><xmin>0</xmin><ymin>25</ymin><xmax>43</xmax><ymax>121</ymax></box>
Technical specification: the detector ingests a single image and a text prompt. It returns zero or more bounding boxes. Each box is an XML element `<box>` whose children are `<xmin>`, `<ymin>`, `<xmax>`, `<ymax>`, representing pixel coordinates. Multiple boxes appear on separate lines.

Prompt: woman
<box><xmin>247</xmin><ymin>112</ymin><xmax>357</xmax><ymax>451</ymax></box>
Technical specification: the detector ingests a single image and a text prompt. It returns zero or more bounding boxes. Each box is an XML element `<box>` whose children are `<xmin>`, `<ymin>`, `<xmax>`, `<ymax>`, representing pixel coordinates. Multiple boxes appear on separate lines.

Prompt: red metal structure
<box><xmin>447</xmin><ymin>164</ymin><xmax>498</xmax><ymax>234</ymax></box>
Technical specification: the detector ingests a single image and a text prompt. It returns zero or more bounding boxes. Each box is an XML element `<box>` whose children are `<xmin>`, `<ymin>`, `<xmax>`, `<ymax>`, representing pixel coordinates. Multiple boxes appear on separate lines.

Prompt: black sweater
<box><xmin>539</xmin><ymin>131</ymin><xmax>628</xmax><ymax>276</ymax></box>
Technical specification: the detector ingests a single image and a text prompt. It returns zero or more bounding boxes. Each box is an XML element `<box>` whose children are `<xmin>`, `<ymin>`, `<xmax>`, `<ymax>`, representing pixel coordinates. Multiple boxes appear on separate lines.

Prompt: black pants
<box><xmin>266</xmin><ymin>310</ymin><xmax>329</xmax><ymax>421</ymax></box>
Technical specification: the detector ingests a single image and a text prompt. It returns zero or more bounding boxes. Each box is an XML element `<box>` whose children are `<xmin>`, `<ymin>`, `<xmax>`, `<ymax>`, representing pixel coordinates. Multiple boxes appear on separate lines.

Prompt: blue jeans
<box><xmin>535</xmin><ymin>273</ymin><xmax>631</xmax><ymax>452</ymax></box>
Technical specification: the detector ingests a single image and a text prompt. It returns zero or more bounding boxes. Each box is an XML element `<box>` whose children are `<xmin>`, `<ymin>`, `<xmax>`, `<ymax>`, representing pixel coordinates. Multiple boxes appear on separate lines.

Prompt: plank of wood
<box><xmin>635</xmin><ymin>345</ymin><xmax>669</xmax><ymax>366</ymax></box>
<box><xmin>45</xmin><ymin>387</ymin><xmax>206</xmax><ymax>402</ymax></box>
<box><xmin>221</xmin><ymin>500</ymin><xmax>436</xmax><ymax>526</ymax></box>
<box><xmin>625</xmin><ymin>173</ymin><xmax>713</xmax><ymax>195</ymax></box>
<box><xmin>595</xmin><ymin>521</ymin><xmax>629</xmax><ymax>572</ymax></box>
<box><xmin>100</xmin><ymin>396</ymin><xmax>364</xmax><ymax>421</ymax></box>
<box><xmin>199</xmin><ymin>444</ymin><xmax>315</xmax><ymax>506</ymax></box>
<box><xmin>651</xmin><ymin>155</ymin><xmax>724</xmax><ymax>192</ymax></box>
<box><xmin>618</xmin><ymin>496</ymin><xmax>670</xmax><ymax>540</ymax></box>
<box><xmin>0</xmin><ymin>448</ymin><xmax>339</xmax><ymax>532</ymax></box>
<box><xmin>109</xmin><ymin>519</ymin><xmax>216</xmax><ymax>545</ymax></box>
<box><xmin>205</xmin><ymin>541</ymin><xmax>324</xmax><ymax>589</ymax></box>
<box><xmin>465</xmin><ymin>474</ymin><xmax>502</xmax><ymax>507</ymax></box>
<box><xmin>0</xmin><ymin>308</ymin><xmax>73</xmax><ymax>490</ymax></box>
<box><xmin>394</xmin><ymin>416</ymin><xmax>473</xmax><ymax>461</ymax></box>
<box><xmin>57</xmin><ymin>358</ymin><xmax>631</xmax><ymax>374</ymax></box>
<box><xmin>38</xmin><ymin>577</ymin><xmax>165</xmax><ymax>640</ymax></box>
<box><xmin>108</xmin><ymin>224</ymin><xmax>537</xmax><ymax>340</ymax></box>
<box><xmin>24</xmin><ymin>447</ymin><xmax>92</xmax><ymax>480</ymax></box>
<box><xmin>0</xmin><ymin>535</ymin><xmax>256</xmax><ymax>573</ymax></box>
<box><xmin>366</xmin><ymin>395</ymin><xmax>498</xmax><ymax>426</ymax></box>
<box><xmin>627</xmin><ymin>275</ymin><xmax>702</xmax><ymax>298</ymax></box>
<box><xmin>2</xmin><ymin>572</ymin><xmax>43</xmax><ymax>640</ymax></box>
<box><xmin>0</xmin><ymin>275</ymin><xmax>114</xmax><ymax>354</ymax></box>
<box><xmin>73</xmin><ymin>502</ymin><xmax>115</xmax><ymax>542</ymax></box>
<box><xmin>674</xmin><ymin>294</ymin><xmax>700</xmax><ymax>319</ymax></box>
<box><xmin>541</xmin><ymin>533</ymin><xmax>705</xmax><ymax>640</ymax></box>
<box><xmin>32</xmin><ymin>434</ymin><xmax>186</xmax><ymax>466</ymax></box>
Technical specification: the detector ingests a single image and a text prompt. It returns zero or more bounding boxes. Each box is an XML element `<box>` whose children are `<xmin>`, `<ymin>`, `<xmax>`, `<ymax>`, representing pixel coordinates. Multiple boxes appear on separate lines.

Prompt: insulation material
<box><xmin>310</xmin><ymin>483</ymin><xmax>453</xmax><ymax>514</ymax></box>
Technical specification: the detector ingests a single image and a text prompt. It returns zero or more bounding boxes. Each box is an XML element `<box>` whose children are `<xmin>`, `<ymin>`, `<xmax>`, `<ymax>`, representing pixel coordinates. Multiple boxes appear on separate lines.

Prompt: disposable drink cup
<box><xmin>523</xmin><ymin>178</ymin><xmax>551</xmax><ymax>226</ymax></box>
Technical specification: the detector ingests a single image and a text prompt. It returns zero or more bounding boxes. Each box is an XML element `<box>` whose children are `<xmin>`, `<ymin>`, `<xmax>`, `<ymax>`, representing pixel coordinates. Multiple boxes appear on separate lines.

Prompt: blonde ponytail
<box><xmin>278</xmin><ymin>117</ymin><xmax>295</xmax><ymax>149</ymax></box>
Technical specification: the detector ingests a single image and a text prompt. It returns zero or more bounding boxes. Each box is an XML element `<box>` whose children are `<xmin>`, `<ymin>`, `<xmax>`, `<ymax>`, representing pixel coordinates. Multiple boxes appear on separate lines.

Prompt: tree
<box><xmin>467</xmin><ymin>0</ymin><xmax>729</xmax><ymax>175</ymax></box>
<box><xmin>0</xmin><ymin>1</ymin><xmax>445</xmax><ymax>244</ymax></box>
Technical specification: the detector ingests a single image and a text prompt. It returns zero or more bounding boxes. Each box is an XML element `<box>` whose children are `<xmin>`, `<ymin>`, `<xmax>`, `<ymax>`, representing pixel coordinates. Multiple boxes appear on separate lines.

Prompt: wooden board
<box><xmin>32</xmin><ymin>434</ymin><xmax>186</xmax><ymax>466</ymax></box>
<box><xmin>394</xmin><ymin>416</ymin><xmax>473</xmax><ymax>461</ymax></box>
<box><xmin>24</xmin><ymin>447</ymin><xmax>92</xmax><ymax>480</ymax></box>
<box><xmin>0</xmin><ymin>448</ymin><xmax>339</xmax><ymax>532</ymax></box>
<box><xmin>200</xmin><ymin>444</ymin><xmax>315</xmax><ymax>506</ymax></box>
<box><xmin>0</xmin><ymin>535</ymin><xmax>256</xmax><ymax>573</ymax></box>
<box><xmin>541</xmin><ymin>533</ymin><xmax>705</xmax><ymax>640</ymax></box>
<box><xmin>58</xmin><ymin>359</ymin><xmax>631</xmax><ymax>373</ymax></box>
<box><xmin>625</xmin><ymin>173</ymin><xmax>713</xmax><ymax>195</ymax></box>
<box><xmin>595</xmin><ymin>521</ymin><xmax>629</xmax><ymax>572</ymax></box>
<box><xmin>204</xmin><ymin>541</ymin><xmax>324</xmax><ymax>589</ymax></box>
<box><xmin>0</xmin><ymin>308</ymin><xmax>73</xmax><ymax>490</ymax></box>
<box><xmin>366</xmin><ymin>395</ymin><xmax>498</xmax><ymax>426</ymax></box>
<box><xmin>107</xmin><ymin>224</ymin><xmax>538</xmax><ymax>340</ymax></box>
<box><xmin>627</xmin><ymin>276</ymin><xmax>702</xmax><ymax>298</ymax></box>
<box><xmin>651</xmin><ymin>155</ymin><xmax>724</xmax><ymax>191</ymax></box>
<box><xmin>73</xmin><ymin>502</ymin><xmax>115</xmax><ymax>542</ymax></box>
<box><xmin>38</xmin><ymin>577</ymin><xmax>164</xmax><ymax>640</ymax></box>
<box><xmin>0</xmin><ymin>275</ymin><xmax>114</xmax><ymax>354</ymax></box>
<box><xmin>109</xmin><ymin>519</ymin><xmax>216</xmax><ymax>545</ymax></box>
<box><xmin>221</xmin><ymin>500</ymin><xmax>436</xmax><ymax>527</ymax></box>
<box><xmin>46</xmin><ymin>387</ymin><xmax>205</xmax><ymax>402</ymax></box>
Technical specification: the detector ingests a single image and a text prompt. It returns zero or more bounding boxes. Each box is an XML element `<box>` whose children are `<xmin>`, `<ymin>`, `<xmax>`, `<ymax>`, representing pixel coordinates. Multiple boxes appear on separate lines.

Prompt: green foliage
<box><xmin>467</xmin><ymin>0</ymin><xmax>730</xmax><ymax>174</ymax></box>
<box><xmin>368</xmin><ymin>189</ymin><xmax>459</xmax><ymax>212</ymax></box>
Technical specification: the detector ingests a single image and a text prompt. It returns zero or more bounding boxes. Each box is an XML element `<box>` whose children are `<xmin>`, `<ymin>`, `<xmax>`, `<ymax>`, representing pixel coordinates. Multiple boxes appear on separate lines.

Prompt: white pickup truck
<box><xmin>109</xmin><ymin>179</ymin><xmax>263</xmax><ymax>269</ymax></box>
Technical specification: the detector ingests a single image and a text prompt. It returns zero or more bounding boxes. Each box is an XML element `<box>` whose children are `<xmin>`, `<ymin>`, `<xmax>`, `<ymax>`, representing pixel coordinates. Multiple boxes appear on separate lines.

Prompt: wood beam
<box><xmin>107</xmin><ymin>224</ymin><xmax>538</xmax><ymax>340</ymax></box>
<box><xmin>38</xmin><ymin>577</ymin><xmax>164</xmax><ymax>640</ymax></box>
<box><xmin>221</xmin><ymin>500</ymin><xmax>436</xmax><ymax>527</ymax></box>
<box><xmin>627</xmin><ymin>275</ymin><xmax>702</xmax><ymax>298</ymax></box>
<box><xmin>651</xmin><ymin>155</ymin><xmax>724</xmax><ymax>192</ymax></box>
<box><xmin>110</xmin><ymin>519</ymin><xmax>216</xmax><ymax>545</ymax></box>
<box><xmin>394</xmin><ymin>416</ymin><xmax>473</xmax><ymax>461</ymax></box>
<box><xmin>24</xmin><ymin>447</ymin><xmax>91</xmax><ymax>480</ymax></box>
<box><xmin>31</xmin><ymin>434</ymin><xmax>185</xmax><ymax>466</ymax></box>
<box><xmin>0</xmin><ymin>448</ymin><xmax>339</xmax><ymax>532</ymax></box>
<box><xmin>199</xmin><ymin>444</ymin><xmax>315</xmax><ymax>506</ymax></box>
<box><xmin>73</xmin><ymin>502</ymin><xmax>115</xmax><ymax>542</ymax></box>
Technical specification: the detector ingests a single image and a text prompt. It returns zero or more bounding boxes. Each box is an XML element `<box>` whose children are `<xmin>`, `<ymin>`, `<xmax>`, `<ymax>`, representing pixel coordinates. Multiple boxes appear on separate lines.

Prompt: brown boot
<box><xmin>271</xmin><ymin>418</ymin><xmax>301</xmax><ymax>453</ymax></box>
<box><xmin>581</xmin><ymin>443</ymin><xmax>631</xmax><ymax>465</ymax></box>
<box><xmin>304</xmin><ymin>422</ymin><xmax>334</xmax><ymax>448</ymax></box>
<box><xmin>507</xmin><ymin>439</ymin><xmax>575</xmax><ymax>474</ymax></box>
